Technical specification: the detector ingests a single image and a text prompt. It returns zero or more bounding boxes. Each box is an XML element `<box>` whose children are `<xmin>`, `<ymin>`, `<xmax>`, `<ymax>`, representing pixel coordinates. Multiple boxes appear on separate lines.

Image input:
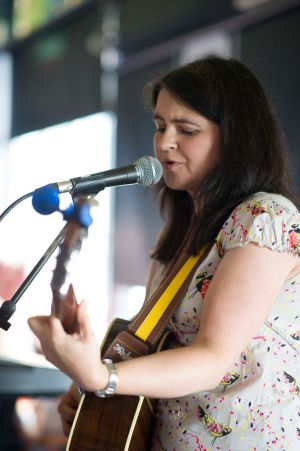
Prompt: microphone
<box><xmin>48</xmin><ymin>155</ymin><xmax>162</xmax><ymax>195</ymax></box>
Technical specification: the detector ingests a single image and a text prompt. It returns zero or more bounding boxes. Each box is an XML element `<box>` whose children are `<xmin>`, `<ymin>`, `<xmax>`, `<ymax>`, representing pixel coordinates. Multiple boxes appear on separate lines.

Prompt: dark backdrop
<box><xmin>8</xmin><ymin>0</ymin><xmax>300</xmax><ymax>288</ymax></box>
<box><xmin>241</xmin><ymin>7</ymin><xmax>300</xmax><ymax>185</ymax></box>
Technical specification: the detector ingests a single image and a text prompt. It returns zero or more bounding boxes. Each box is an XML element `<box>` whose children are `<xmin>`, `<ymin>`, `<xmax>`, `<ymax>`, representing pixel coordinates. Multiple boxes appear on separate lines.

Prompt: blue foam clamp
<box><xmin>32</xmin><ymin>185</ymin><xmax>60</xmax><ymax>215</ymax></box>
<box><xmin>63</xmin><ymin>203</ymin><xmax>93</xmax><ymax>228</ymax></box>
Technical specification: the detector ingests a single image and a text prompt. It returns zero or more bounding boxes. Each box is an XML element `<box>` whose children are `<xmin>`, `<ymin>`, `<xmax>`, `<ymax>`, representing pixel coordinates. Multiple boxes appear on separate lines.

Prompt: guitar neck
<box><xmin>51</xmin><ymin>285</ymin><xmax>78</xmax><ymax>334</ymax></box>
<box><xmin>51</xmin><ymin>220</ymin><xmax>88</xmax><ymax>334</ymax></box>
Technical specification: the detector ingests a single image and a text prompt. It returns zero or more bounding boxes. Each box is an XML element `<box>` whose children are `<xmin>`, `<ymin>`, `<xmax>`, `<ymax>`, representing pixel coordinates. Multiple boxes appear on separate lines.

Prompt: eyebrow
<box><xmin>152</xmin><ymin>113</ymin><xmax>200</xmax><ymax>127</ymax></box>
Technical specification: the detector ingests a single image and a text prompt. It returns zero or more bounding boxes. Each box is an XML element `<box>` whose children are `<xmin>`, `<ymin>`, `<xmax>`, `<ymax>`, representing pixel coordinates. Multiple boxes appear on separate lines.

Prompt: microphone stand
<box><xmin>0</xmin><ymin>223</ymin><xmax>68</xmax><ymax>331</ymax></box>
<box><xmin>0</xmin><ymin>184</ymin><xmax>102</xmax><ymax>331</ymax></box>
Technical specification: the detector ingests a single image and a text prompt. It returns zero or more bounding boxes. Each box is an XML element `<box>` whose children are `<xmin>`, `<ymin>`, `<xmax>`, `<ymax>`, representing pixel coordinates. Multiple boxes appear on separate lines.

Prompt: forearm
<box><xmin>88</xmin><ymin>344</ymin><xmax>226</xmax><ymax>399</ymax></box>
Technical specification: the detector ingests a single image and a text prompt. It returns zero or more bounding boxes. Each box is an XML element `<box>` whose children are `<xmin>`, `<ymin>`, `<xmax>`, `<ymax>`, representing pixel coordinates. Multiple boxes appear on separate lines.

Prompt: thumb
<box><xmin>28</xmin><ymin>315</ymin><xmax>50</xmax><ymax>337</ymax></box>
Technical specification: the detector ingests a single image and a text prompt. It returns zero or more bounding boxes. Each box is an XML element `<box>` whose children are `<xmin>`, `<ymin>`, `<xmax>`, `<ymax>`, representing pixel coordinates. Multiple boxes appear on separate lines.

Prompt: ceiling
<box><xmin>0</xmin><ymin>0</ymin><xmax>295</xmax><ymax>55</ymax></box>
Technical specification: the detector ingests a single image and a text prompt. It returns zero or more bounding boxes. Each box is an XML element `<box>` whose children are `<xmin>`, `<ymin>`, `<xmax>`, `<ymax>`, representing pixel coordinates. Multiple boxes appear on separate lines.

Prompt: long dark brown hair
<box><xmin>143</xmin><ymin>56</ymin><xmax>297</xmax><ymax>263</ymax></box>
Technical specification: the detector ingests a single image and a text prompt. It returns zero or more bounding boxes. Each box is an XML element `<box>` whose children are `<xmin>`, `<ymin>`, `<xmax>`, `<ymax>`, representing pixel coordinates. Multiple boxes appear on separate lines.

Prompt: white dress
<box><xmin>151</xmin><ymin>192</ymin><xmax>300</xmax><ymax>451</ymax></box>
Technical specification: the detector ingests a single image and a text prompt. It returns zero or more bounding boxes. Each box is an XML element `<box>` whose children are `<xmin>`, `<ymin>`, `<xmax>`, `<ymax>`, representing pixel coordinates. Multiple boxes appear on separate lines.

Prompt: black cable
<box><xmin>0</xmin><ymin>191</ymin><xmax>34</xmax><ymax>223</ymax></box>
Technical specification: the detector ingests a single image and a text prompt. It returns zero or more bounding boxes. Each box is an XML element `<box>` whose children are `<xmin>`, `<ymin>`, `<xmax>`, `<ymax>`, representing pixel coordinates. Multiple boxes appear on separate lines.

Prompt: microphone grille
<box><xmin>134</xmin><ymin>156</ymin><xmax>163</xmax><ymax>186</ymax></box>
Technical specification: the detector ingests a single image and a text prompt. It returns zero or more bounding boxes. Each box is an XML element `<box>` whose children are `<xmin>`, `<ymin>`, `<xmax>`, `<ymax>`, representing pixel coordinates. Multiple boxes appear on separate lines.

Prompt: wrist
<box><xmin>78</xmin><ymin>358</ymin><xmax>110</xmax><ymax>393</ymax></box>
<box><xmin>94</xmin><ymin>359</ymin><xmax>119</xmax><ymax>398</ymax></box>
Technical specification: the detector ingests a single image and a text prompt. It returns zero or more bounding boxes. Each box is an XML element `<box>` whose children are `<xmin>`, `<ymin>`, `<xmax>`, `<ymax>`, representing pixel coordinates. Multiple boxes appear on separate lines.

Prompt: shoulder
<box><xmin>217</xmin><ymin>192</ymin><xmax>300</xmax><ymax>255</ymax></box>
<box><xmin>236</xmin><ymin>192</ymin><xmax>299</xmax><ymax>215</ymax></box>
<box><xmin>225</xmin><ymin>191</ymin><xmax>300</xmax><ymax>225</ymax></box>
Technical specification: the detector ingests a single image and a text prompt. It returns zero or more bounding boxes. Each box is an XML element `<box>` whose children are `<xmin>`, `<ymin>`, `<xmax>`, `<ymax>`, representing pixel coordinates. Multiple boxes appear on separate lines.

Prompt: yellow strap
<box><xmin>135</xmin><ymin>250</ymin><xmax>203</xmax><ymax>342</ymax></box>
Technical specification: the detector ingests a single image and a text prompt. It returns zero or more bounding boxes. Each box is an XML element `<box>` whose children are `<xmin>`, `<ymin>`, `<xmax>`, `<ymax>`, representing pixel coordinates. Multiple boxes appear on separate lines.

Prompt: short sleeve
<box><xmin>216</xmin><ymin>193</ymin><xmax>300</xmax><ymax>257</ymax></box>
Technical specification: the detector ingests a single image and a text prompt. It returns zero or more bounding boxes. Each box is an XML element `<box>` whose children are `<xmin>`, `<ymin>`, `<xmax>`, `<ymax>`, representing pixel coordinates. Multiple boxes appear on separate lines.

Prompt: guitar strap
<box><xmin>103</xmin><ymin>245</ymin><xmax>210</xmax><ymax>363</ymax></box>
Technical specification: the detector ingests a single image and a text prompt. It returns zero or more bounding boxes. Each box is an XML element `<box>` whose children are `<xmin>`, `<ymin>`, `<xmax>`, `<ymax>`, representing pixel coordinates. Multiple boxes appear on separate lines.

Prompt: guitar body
<box><xmin>66</xmin><ymin>318</ymin><xmax>171</xmax><ymax>451</ymax></box>
<box><xmin>67</xmin><ymin>393</ymin><xmax>153</xmax><ymax>451</ymax></box>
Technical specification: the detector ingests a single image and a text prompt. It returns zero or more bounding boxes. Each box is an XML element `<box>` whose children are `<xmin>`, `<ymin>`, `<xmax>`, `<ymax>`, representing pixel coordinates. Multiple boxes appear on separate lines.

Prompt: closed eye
<box><xmin>154</xmin><ymin>127</ymin><xmax>165</xmax><ymax>134</ymax></box>
<box><xmin>153</xmin><ymin>125</ymin><xmax>198</xmax><ymax>135</ymax></box>
<box><xmin>180</xmin><ymin>129</ymin><xmax>199</xmax><ymax>136</ymax></box>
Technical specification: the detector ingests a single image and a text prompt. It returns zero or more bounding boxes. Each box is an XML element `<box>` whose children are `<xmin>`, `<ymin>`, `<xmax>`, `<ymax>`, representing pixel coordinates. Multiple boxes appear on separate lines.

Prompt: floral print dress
<box><xmin>150</xmin><ymin>192</ymin><xmax>300</xmax><ymax>451</ymax></box>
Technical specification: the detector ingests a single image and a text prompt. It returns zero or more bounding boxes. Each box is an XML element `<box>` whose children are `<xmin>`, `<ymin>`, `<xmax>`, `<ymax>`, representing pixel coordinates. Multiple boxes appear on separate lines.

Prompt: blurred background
<box><xmin>0</xmin><ymin>0</ymin><xmax>299</xmax><ymax>449</ymax></box>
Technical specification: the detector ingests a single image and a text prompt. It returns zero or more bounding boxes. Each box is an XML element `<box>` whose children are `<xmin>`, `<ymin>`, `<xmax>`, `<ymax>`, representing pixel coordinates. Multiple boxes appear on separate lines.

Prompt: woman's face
<box><xmin>153</xmin><ymin>88</ymin><xmax>221</xmax><ymax>196</ymax></box>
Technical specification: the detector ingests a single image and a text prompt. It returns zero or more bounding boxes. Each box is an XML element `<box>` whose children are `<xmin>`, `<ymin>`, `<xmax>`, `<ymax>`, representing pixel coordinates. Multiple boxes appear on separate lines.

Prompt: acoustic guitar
<box><xmin>66</xmin><ymin>321</ymin><xmax>170</xmax><ymax>451</ymax></box>
<box><xmin>50</xmin><ymin>196</ymin><xmax>171</xmax><ymax>450</ymax></box>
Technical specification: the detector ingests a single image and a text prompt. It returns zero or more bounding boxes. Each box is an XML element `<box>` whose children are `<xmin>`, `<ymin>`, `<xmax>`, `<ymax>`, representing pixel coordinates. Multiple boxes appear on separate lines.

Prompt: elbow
<box><xmin>203</xmin><ymin>371</ymin><xmax>225</xmax><ymax>392</ymax></box>
<box><xmin>208</xmin><ymin>359</ymin><xmax>229</xmax><ymax>390</ymax></box>
<box><xmin>207</xmin><ymin>373</ymin><xmax>225</xmax><ymax>391</ymax></box>
<box><xmin>190</xmin><ymin>345</ymin><xmax>231</xmax><ymax>392</ymax></box>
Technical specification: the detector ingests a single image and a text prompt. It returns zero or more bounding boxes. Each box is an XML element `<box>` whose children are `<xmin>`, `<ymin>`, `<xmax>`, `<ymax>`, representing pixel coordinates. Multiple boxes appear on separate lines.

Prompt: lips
<box><xmin>163</xmin><ymin>160</ymin><xmax>181</xmax><ymax>170</ymax></box>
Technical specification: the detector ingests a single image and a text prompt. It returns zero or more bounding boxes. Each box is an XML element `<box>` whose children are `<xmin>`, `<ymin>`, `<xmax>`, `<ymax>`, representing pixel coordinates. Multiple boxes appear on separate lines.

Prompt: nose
<box><xmin>158</xmin><ymin>127</ymin><xmax>178</xmax><ymax>151</ymax></box>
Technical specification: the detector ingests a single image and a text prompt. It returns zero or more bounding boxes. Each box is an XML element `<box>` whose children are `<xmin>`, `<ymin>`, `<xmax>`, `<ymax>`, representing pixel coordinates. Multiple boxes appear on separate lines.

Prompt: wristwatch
<box><xmin>94</xmin><ymin>358</ymin><xmax>119</xmax><ymax>398</ymax></box>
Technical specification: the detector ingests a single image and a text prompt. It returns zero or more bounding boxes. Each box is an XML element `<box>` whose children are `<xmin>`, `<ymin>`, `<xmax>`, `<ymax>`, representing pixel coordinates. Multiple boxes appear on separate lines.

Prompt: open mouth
<box><xmin>164</xmin><ymin>160</ymin><xmax>178</xmax><ymax>170</ymax></box>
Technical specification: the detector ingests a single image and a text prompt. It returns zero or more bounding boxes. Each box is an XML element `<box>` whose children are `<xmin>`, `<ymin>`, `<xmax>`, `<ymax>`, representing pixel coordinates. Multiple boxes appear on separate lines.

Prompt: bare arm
<box><xmin>28</xmin><ymin>244</ymin><xmax>298</xmax><ymax>399</ymax></box>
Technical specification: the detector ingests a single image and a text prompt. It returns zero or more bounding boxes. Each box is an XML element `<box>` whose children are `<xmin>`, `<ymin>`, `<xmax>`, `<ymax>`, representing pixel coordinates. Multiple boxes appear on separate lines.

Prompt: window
<box><xmin>0</xmin><ymin>112</ymin><xmax>116</xmax><ymax>356</ymax></box>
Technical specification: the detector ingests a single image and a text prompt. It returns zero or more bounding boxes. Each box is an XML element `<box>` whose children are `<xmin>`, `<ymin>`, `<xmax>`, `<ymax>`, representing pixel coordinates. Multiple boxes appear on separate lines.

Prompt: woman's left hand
<box><xmin>28</xmin><ymin>300</ymin><xmax>108</xmax><ymax>392</ymax></box>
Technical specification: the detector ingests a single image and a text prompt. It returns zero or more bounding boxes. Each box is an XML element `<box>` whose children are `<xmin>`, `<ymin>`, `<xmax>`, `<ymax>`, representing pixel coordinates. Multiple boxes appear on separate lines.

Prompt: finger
<box><xmin>67</xmin><ymin>284</ymin><xmax>77</xmax><ymax>302</ymax></box>
<box><xmin>62</xmin><ymin>419</ymin><xmax>73</xmax><ymax>437</ymax></box>
<box><xmin>27</xmin><ymin>315</ymin><xmax>50</xmax><ymax>337</ymax></box>
<box><xmin>49</xmin><ymin>314</ymin><xmax>69</xmax><ymax>337</ymax></box>
<box><xmin>58</xmin><ymin>402</ymin><xmax>77</xmax><ymax>421</ymax></box>
<box><xmin>58</xmin><ymin>389</ymin><xmax>79</xmax><ymax>437</ymax></box>
<box><xmin>76</xmin><ymin>300</ymin><xmax>92</xmax><ymax>338</ymax></box>
<box><xmin>69</xmin><ymin>383</ymin><xmax>81</xmax><ymax>403</ymax></box>
<box><xmin>58</xmin><ymin>389</ymin><xmax>80</xmax><ymax>412</ymax></box>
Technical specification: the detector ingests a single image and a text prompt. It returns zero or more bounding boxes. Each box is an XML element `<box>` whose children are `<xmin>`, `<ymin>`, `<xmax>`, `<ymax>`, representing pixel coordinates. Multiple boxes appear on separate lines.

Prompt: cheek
<box><xmin>201</xmin><ymin>136</ymin><xmax>220</xmax><ymax>166</ymax></box>
<box><xmin>189</xmin><ymin>141</ymin><xmax>219</xmax><ymax>176</ymax></box>
<box><xmin>206</xmin><ymin>146</ymin><xmax>219</xmax><ymax>168</ymax></box>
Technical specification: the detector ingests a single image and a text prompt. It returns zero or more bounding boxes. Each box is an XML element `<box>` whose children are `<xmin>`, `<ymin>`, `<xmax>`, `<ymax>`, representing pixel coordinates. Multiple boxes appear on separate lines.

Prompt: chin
<box><xmin>163</xmin><ymin>173</ymin><xmax>197</xmax><ymax>193</ymax></box>
<box><xmin>165</xmin><ymin>183</ymin><xmax>189</xmax><ymax>194</ymax></box>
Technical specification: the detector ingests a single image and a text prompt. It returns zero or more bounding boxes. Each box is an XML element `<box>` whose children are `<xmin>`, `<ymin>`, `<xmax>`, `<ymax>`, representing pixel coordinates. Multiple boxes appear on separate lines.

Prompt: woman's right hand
<box><xmin>57</xmin><ymin>383</ymin><xmax>81</xmax><ymax>436</ymax></box>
